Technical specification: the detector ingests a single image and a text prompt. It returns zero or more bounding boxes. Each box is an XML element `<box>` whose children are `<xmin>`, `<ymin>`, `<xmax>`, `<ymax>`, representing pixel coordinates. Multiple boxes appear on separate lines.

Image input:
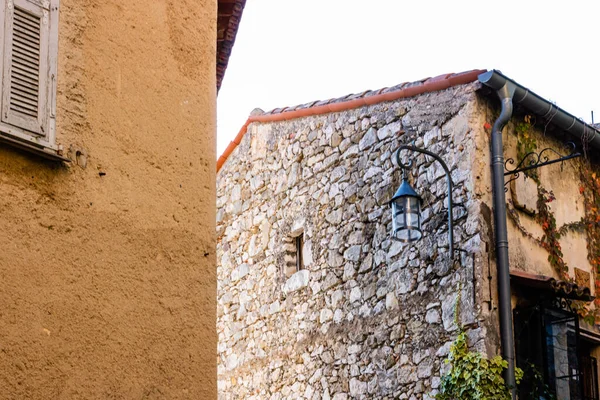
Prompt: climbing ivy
<box><xmin>436</xmin><ymin>332</ymin><xmax>522</xmax><ymax>400</ymax></box>
<box><xmin>436</xmin><ymin>287</ymin><xmax>523</xmax><ymax>400</ymax></box>
<box><xmin>534</xmin><ymin>185</ymin><xmax>595</xmax><ymax>323</ymax></box>
<box><xmin>515</xmin><ymin>115</ymin><xmax>539</xmax><ymax>182</ymax></box>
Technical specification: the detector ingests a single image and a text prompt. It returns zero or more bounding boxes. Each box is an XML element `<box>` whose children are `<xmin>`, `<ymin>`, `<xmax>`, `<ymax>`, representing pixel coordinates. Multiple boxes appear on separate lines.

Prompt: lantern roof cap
<box><xmin>390</xmin><ymin>179</ymin><xmax>421</xmax><ymax>203</ymax></box>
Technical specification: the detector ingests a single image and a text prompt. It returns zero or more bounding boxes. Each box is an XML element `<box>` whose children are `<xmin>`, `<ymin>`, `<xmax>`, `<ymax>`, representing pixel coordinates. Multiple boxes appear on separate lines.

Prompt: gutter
<box><xmin>479</xmin><ymin>70</ymin><xmax>600</xmax><ymax>149</ymax></box>
<box><xmin>217</xmin><ymin>69</ymin><xmax>486</xmax><ymax>171</ymax></box>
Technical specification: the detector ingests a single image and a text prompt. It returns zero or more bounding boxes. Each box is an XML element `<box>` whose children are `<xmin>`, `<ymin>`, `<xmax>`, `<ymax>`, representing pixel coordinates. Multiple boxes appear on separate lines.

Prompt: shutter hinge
<box><xmin>7</xmin><ymin>0</ymin><xmax>13</xmax><ymax>10</ymax></box>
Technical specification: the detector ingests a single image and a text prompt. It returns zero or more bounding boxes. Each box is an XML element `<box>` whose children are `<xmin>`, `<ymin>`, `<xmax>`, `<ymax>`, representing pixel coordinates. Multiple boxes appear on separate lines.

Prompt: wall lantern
<box><xmin>390</xmin><ymin>145</ymin><xmax>456</xmax><ymax>259</ymax></box>
<box><xmin>390</xmin><ymin>172</ymin><xmax>422</xmax><ymax>243</ymax></box>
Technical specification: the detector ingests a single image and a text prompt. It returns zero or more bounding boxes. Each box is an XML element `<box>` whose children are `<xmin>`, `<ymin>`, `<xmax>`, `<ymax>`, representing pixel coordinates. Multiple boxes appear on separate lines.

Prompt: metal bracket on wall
<box><xmin>503</xmin><ymin>142</ymin><xmax>582</xmax><ymax>191</ymax></box>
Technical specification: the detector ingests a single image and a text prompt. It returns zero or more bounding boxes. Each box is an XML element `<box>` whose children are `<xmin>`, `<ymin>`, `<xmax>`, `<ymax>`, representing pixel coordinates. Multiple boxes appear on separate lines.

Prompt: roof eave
<box><xmin>478</xmin><ymin>70</ymin><xmax>600</xmax><ymax>150</ymax></box>
<box><xmin>217</xmin><ymin>69</ymin><xmax>486</xmax><ymax>171</ymax></box>
<box><xmin>216</xmin><ymin>0</ymin><xmax>246</xmax><ymax>93</ymax></box>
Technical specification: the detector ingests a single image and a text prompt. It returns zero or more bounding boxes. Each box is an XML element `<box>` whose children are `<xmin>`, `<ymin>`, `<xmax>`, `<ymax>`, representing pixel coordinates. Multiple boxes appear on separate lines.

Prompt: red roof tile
<box><xmin>217</xmin><ymin>0</ymin><xmax>246</xmax><ymax>92</ymax></box>
<box><xmin>511</xmin><ymin>269</ymin><xmax>593</xmax><ymax>301</ymax></box>
<box><xmin>217</xmin><ymin>69</ymin><xmax>486</xmax><ymax>171</ymax></box>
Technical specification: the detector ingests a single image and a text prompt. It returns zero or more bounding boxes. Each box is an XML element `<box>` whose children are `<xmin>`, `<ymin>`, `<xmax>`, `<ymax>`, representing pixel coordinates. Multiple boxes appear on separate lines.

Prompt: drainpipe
<box><xmin>478</xmin><ymin>69</ymin><xmax>600</xmax><ymax>398</ymax></box>
<box><xmin>486</xmin><ymin>76</ymin><xmax>518</xmax><ymax>397</ymax></box>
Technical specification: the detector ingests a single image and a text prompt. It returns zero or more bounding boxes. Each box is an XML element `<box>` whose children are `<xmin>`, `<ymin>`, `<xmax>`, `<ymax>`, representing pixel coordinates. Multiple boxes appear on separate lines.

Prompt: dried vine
<box><xmin>536</xmin><ymin>188</ymin><xmax>568</xmax><ymax>279</ymax></box>
<box><xmin>508</xmin><ymin>117</ymin><xmax>598</xmax><ymax>323</ymax></box>
<box><xmin>506</xmin><ymin>200</ymin><xmax>542</xmax><ymax>246</ymax></box>
<box><xmin>580</xmin><ymin>167</ymin><xmax>600</xmax><ymax>316</ymax></box>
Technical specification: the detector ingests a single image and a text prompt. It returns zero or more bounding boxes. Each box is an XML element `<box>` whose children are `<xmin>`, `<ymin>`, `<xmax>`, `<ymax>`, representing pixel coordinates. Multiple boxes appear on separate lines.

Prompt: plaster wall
<box><xmin>216</xmin><ymin>83</ymin><xmax>498</xmax><ymax>399</ymax></box>
<box><xmin>475</xmin><ymin>98</ymin><xmax>595</xmax><ymax>291</ymax></box>
<box><xmin>0</xmin><ymin>0</ymin><xmax>217</xmax><ymax>398</ymax></box>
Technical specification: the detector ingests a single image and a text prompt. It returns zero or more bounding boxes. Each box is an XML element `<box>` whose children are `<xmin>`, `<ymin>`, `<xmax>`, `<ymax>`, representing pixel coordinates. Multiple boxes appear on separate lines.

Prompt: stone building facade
<box><xmin>217</xmin><ymin>70</ymin><xmax>600</xmax><ymax>399</ymax></box>
<box><xmin>0</xmin><ymin>0</ymin><xmax>244</xmax><ymax>398</ymax></box>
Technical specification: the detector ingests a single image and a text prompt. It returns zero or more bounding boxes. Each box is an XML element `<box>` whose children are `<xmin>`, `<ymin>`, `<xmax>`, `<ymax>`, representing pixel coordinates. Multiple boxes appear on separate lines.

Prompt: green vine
<box><xmin>557</xmin><ymin>219</ymin><xmax>586</xmax><ymax>236</ymax></box>
<box><xmin>515</xmin><ymin>115</ymin><xmax>539</xmax><ymax>182</ymax></box>
<box><xmin>436</xmin><ymin>286</ymin><xmax>523</xmax><ymax>399</ymax></box>
<box><xmin>520</xmin><ymin>363</ymin><xmax>556</xmax><ymax>400</ymax></box>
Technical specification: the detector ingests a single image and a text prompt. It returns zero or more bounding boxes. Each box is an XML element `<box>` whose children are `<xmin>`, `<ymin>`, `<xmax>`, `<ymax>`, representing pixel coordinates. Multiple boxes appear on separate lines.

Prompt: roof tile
<box><xmin>217</xmin><ymin>0</ymin><xmax>247</xmax><ymax>92</ymax></box>
<box><xmin>217</xmin><ymin>68</ymin><xmax>486</xmax><ymax>170</ymax></box>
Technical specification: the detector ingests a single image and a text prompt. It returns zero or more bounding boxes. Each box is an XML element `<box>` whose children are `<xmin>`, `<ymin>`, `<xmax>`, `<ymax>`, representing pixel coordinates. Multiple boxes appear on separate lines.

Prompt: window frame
<box><xmin>282</xmin><ymin>229</ymin><xmax>306</xmax><ymax>279</ymax></box>
<box><xmin>0</xmin><ymin>0</ymin><xmax>65</xmax><ymax>161</ymax></box>
<box><xmin>515</xmin><ymin>302</ymin><xmax>588</xmax><ymax>399</ymax></box>
<box><xmin>295</xmin><ymin>232</ymin><xmax>304</xmax><ymax>273</ymax></box>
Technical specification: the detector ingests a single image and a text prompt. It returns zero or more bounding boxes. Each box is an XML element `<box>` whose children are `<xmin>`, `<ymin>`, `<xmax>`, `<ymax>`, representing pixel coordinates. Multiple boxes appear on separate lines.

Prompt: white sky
<box><xmin>217</xmin><ymin>0</ymin><xmax>599</xmax><ymax>156</ymax></box>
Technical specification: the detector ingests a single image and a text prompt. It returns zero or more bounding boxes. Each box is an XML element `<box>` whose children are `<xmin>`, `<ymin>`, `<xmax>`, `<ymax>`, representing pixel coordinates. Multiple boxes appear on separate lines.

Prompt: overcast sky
<box><xmin>217</xmin><ymin>0</ymin><xmax>599</xmax><ymax>155</ymax></box>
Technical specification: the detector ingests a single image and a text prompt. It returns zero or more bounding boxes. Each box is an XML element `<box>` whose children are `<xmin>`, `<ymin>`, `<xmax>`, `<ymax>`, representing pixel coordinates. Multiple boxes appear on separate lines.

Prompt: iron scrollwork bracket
<box><xmin>503</xmin><ymin>142</ymin><xmax>581</xmax><ymax>191</ymax></box>
<box><xmin>549</xmin><ymin>296</ymin><xmax>576</xmax><ymax>313</ymax></box>
<box><xmin>396</xmin><ymin>145</ymin><xmax>456</xmax><ymax>259</ymax></box>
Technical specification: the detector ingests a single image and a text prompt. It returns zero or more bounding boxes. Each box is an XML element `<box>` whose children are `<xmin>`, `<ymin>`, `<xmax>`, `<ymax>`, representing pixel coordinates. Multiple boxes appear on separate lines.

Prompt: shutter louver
<box><xmin>1</xmin><ymin>0</ymin><xmax>50</xmax><ymax>136</ymax></box>
<box><xmin>11</xmin><ymin>7</ymin><xmax>41</xmax><ymax>118</ymax></box>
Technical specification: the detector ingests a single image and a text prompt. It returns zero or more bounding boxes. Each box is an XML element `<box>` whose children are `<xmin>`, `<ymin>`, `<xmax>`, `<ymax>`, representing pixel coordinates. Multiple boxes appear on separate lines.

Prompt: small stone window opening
<box><xmin>295</xmin><ymin>233</ymin><xmax>304</xmax><ymax>273</ymax></box>
<box><xmin>283</xmin><ymin>231</ymin><xmax>304</xmax><ymax>278</ymax></box>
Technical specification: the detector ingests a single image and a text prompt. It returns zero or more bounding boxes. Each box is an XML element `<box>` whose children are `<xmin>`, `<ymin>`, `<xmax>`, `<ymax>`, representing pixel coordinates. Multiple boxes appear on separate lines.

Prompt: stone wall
<box><xmin>216</xmin><ymin>82</ymin><xmax>498</xmax><ymax>399</ymax></box>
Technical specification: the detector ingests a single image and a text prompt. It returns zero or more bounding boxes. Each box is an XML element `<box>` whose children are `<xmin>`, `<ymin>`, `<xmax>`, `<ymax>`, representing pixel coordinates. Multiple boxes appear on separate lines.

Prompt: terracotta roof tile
<box><xmin>511</xmin><ymin>269</ymin><xmax>594</xmax><ymax>301</ymax></box>
<box><xmin>217</xmin><ymin>68</ymin><xmax>486</xmax><ymax>171</ymax></box>
<box><xmin>362</xmin><ymin>89</ymin><xmax>381</xmax><ymax>98</ymax></box>
<box><xmin>425</xmin><ymin>73</ymin><xmax>452</xmax><ymax>84</ymax></box>
<box><xmin>217</xmin><ymin>0</ymin><xmax>246</xmax><ymax>92</ymax></box>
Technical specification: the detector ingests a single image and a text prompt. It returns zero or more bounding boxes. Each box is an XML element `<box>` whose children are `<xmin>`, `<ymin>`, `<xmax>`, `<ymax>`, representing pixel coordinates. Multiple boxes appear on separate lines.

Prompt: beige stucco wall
<box><xmin>503</xmin><ymin>120</ymin><xmax>593</xmax><ymax>284</ymax></box>
<box><xmin>0</xmin><ymin>0</ymin><xmax>217</xmax><ymax>398</ymax></box>
<box><xmin>472</xmin><ymin>95</ymin><xmax>597</xmax><ymax>310</ymax></box>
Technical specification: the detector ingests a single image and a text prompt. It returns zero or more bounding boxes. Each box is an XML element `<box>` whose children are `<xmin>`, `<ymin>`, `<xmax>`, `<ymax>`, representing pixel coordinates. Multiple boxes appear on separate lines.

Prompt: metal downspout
<box><xmin>490</xmin><ymin>81</ymin><xmax>517</xmax><ymax>397</ymax></box>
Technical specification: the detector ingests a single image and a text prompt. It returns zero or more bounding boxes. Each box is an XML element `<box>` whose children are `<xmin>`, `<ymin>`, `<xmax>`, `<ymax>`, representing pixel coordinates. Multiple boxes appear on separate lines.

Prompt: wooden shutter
<box><xmin>1</xmin><ymin>0</ymin><xmax>50</xmax><ymax>136</ymax></box>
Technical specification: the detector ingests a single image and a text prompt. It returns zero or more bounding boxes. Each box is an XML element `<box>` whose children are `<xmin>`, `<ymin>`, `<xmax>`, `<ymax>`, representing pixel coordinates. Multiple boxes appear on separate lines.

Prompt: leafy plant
<box><xmin>436</xmin><ymin>331</ymin><xmax>523</xmax><ymax>400</ymax></box>
<box><xmin>515</xmin><ymin>115</ymin><xmax>539</xmax><ymax>182</ymax></box>
<box><xmin>436</xmin><ymin>286</ymin><xmax>523</xmax><ymax>400</ymax></box>
<box><xmin>520</xmin><ymin>362</ymin><xmax>556</xmax><ymax>400</ymax></box>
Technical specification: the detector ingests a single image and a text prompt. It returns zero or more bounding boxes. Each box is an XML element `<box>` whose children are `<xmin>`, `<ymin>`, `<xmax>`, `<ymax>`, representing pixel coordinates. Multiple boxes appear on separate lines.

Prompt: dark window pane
<box><xmin>544</xmin><ymin>308</ymin><xmax>581</xmax><ymax>400</ymax></box>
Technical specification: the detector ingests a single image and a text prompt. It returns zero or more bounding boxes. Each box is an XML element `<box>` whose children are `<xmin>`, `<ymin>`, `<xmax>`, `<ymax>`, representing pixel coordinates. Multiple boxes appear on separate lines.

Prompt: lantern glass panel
<box><xmin>391</xmin><ymin>199</ymin><xmax>405</xmax><ymax>231</ymax></box>
<box><xmin>391</xmin><ymin>196</ymin><xmax>422</xmax><ymax>242</ymax></box>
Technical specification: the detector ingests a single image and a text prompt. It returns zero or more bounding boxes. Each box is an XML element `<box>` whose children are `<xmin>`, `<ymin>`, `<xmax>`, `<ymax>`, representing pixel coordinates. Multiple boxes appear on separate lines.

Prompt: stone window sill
<box><xmin>283</xmin><ymin>270</ymin><xmax>310</xmax><ymax>294</ymax></box>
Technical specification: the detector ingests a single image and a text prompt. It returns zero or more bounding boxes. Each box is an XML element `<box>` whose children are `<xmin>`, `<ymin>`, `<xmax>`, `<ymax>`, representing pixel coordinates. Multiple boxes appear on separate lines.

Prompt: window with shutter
<box><xmin>0</xmin><ymin>0</ymin><xmax>61</xmax><ymax>159</ymax></box>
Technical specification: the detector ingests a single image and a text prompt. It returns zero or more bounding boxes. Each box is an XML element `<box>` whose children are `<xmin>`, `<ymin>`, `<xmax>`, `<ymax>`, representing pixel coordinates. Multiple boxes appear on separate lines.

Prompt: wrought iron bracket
<box><xmin>548</xmin><ymin>296</ymin><xmax>576</xmax><ymax>314</ymax></box>
<box><xmin>503</xmin><ymin>142</ymin><xmax>581</xmax><ymax>190</ymax></box>
<box><xmin>396</xmin><ymin>145</ymin><xmax>457</xmax><ymax>259</ymax></box>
